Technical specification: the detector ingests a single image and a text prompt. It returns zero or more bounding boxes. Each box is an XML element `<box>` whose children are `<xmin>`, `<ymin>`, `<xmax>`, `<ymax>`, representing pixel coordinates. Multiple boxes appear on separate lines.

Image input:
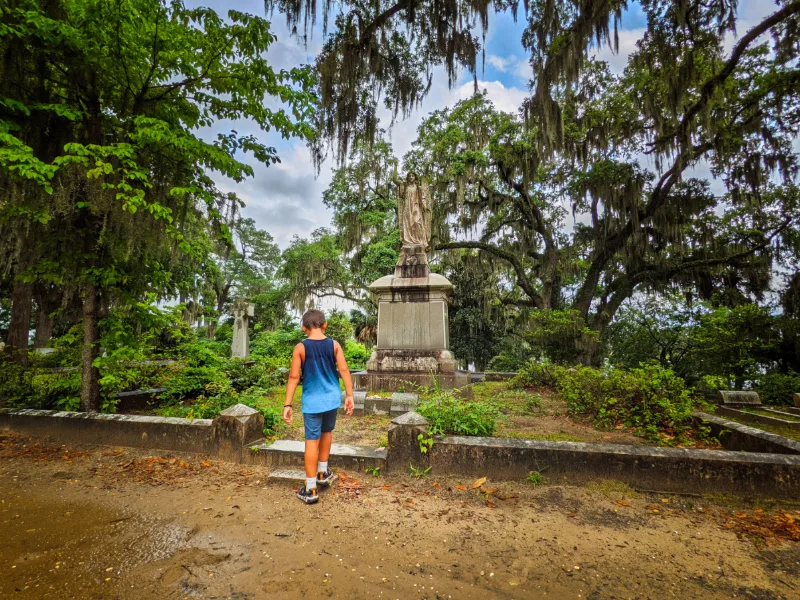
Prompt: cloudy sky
<box><xmin>192</xmin><ymin>0</ymin><xmax>776</xmax><ymax>249</ymax></box>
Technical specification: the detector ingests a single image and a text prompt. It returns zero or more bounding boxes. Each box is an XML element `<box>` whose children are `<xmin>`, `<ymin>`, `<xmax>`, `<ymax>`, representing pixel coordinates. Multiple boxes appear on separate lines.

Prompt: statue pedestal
<box><xmin>363</xmin><ymin>273</ymin><xmax>468</xmax><ymax>392</ymax></box>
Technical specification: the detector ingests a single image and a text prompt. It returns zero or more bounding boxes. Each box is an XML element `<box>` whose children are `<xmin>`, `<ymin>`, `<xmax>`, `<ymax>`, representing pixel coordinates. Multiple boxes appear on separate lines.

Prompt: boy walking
<box><xmin>283</xmin><ymin>309</ymin><xmax>355</xmax><ymax>504</ymax></box>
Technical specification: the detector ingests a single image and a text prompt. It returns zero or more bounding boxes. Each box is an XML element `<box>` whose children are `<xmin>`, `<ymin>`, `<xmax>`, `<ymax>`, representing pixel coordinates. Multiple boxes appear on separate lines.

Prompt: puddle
<box><xmin>0</xmin><ymin>489</ymin><xmax>191</xmax><ymax>598</ymax></box>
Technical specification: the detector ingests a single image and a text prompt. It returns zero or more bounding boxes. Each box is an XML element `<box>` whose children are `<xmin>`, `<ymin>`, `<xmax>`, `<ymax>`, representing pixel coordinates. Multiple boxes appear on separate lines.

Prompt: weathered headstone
<box><xmin>718</xmin><ymin>390</ymin><xmax>761</xmax><ymax>405</ymax></box>
<box><xmin>794</xmin><ymin>392</ymin><xmax>800</xmax><ymax>408</ymax></box>
<box><xmin>365</xmin><ymin>395</ymin><xmax>392</xmax><ymax>415</ymax></box>
<box><xmin>231</xmin><ymin>299</ymin><xmax>255</xmax><ymax>359</ymax></box>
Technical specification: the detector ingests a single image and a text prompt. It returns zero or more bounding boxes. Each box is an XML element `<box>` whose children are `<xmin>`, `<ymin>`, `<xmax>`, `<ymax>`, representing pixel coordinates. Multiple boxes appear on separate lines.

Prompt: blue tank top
<box><xmin>301</xmin><ymin>338</ymin><xmax>341</xmax><ymax>414</ymax></box>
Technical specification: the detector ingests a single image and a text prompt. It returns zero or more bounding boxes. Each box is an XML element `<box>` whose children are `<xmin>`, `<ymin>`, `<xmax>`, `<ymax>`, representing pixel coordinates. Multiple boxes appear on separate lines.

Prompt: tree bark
<box><xmin>34</xmin><ymin>304</ymin><xmax>55</xmax><ymax>349</ymax></box>
<box><xmin>80</xmin><ymin>283</ymin><xmax>101</xmax><ymax>413</ymax></box>
<box><xmin>7</xmin><ymin>277</ymin><xmax>33</xmax><ymax>366</ymax></box>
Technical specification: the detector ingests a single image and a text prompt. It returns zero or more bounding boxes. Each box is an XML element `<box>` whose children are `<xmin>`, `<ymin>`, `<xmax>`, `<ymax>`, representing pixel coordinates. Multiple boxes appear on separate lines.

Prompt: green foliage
<box><xmin>756</xmin><ymin>373</ymin><xmax>800</xmax><ymax>406</ymax></box>
<box><xmin>343</xmin><ymin>339</ymin><xmax>368</xmax><ymax>371</ymax></box>
<box><xmin>510</xmin><ymin>361</ymin><xmax>558</xmax><ymax>389</ymax></box>
<box><xmin>417</xmin><ymin>433</ymin><xmax>435</xmax><ymax>454</ymax></box>
<box><xmin>249</xmin><ymin>325</ymin><xmax>304</xmax><ymax>369</ymax></box>
<box><xmin>409</xmin><ymin>464</ymin><xmax>432</xmax><ymax>478</ymax></box>
<box><xmin>324</xmin><ymin>309</ymin><xmax>354</xmax><ymax>348</ymax></box>
<box><xmin>486</xmin><ymin>354</ymin><xmax>527</xmax><ymax>372</ymax></box>
<box><xmin>0</xmin><ymin>0</ymin><xmax>315</xmax><ymax>411</ymax></box>
<box><xmin>417</xmin><ymin>391</ymin><xmax>500</xmax><ymax>437</ymax></box>
<box><xmin>365</xmin><ymin>466</ymin><xmax>381</xmax><ymax>477</ymax></box>
<box><xmin>525</xmin><ymin>471</ymin><xmax>548</xmax><ymax>487</ymax></box>
<box><xmin>519</xmin><ymin>310</ymin><xmax>600</xmax><ymax>366</ymax></box>
<box><xmin>554</xmin><ymin>364</ymin><xmax>696</xmax><ymax>443</ymax></box>
<box><xmin>691</xmin><ymin>304</ymin><xmax>779</xmax><ymax>387</ymax></box>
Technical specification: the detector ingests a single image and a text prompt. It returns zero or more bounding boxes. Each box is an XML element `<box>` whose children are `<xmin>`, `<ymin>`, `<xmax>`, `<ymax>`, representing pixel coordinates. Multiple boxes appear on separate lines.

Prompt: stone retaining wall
<box><xmin>425</xmin><ymin>436</ymin><xmax>800</xmax><ymax>498</ymax></box>
<box><xmin>0</xmin><ymin>404</ymin><xmax>264</xmax><ymax>462</ymax></box>
<box><xmin>387</xmin><ymin>412</ymin><xmax>800</xmax><ymax>499</ymax></box>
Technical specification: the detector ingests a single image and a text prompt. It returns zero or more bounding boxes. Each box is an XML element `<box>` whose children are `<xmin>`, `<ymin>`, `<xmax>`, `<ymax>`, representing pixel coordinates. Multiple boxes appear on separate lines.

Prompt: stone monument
<box><xmin>231</xmin><ymin>299</ymin><xmax>254</xmax><ymax>359</ymax></box>
<box><xmin>362</xmin><ymin>172</ymin><xmax>466</xmax><ymax>391</ymax></box>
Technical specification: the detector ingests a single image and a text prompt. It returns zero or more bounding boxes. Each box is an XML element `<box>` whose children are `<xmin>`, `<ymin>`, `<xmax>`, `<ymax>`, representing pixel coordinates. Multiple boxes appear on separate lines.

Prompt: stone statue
<box><xmin>394</xmin><ymin>171</ymin><xmax>432</xmax><ymax>277</ymax></box>
<box><xmin>231</xmin><ymin>299</ymin><xmax>254</xmax><ymax>359</ymax></box>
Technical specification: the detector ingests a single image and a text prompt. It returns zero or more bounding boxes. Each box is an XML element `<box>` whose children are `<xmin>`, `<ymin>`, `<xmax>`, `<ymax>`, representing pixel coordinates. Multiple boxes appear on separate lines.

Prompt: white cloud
<box><xmin>591</xmin><ymin>28</ymin><xmax>645</xmax><ymax>75</ymax></box>
<box><xmin>487</xmin><ymin>54</ymin><xmax>513</xmax><ymax>72</ymax></box>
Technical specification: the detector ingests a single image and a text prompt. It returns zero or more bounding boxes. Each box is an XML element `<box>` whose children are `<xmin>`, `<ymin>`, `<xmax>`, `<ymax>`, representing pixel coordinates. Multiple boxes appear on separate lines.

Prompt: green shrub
<box><xmin>556</xmin><ymin>364</ymin><xmax>695</xmax><ymax>442</ymax></box>
<box><xmin>344</xmin><ymin>339</ymin><xmax>368</xmax><ymax>370</ymax></box>
<box><xmin>486</xmin><ymin>353</ymin><xmax>527</xmax><ymax>372</ymax></box>
<box><xmin>417</xmin><ymin>391</ymin><xmax>500</xmax><ymax>436</ymax></box>
<box><xmin>757</xmin><ymin>373</ymin><xmax>800</xmax><ymax>406</ymax></box>
<box><xmin>509</xmin><ymin>360</ymin><xmax>558</xmax><ymax>389</ymax></box>
<box><xmin>159</xmin><ymin>366</ymin><xmax>230</xmax><ymax>403</ymax></box>
<box><xmin>157</xmin><ymin>386</ymin><xmax>281</xmax><ymax>436</ymax></box>
<box><xmin>250</xmin><ymin>326</ymin><xmax>304</xmax><ymax>366</ymax></box>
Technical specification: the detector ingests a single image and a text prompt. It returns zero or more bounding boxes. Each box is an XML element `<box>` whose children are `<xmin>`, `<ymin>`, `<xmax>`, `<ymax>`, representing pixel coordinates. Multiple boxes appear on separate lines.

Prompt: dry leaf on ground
<box><xmin>471</xmin><ymin>477</ymin><xmax>487</xmax><ymax>489</ymax></box>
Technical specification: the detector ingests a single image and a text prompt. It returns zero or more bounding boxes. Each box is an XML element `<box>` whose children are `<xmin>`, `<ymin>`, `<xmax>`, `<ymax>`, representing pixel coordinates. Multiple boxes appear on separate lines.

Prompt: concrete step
<box><xmin>245</xmin><ymin>439</ymin><xmax>386</xmax><ymax>472</ymax></box>
<box><xmin>266</xmin><ymin>469</ymin><xmax>339</xmax><ymax>487</ymax></box>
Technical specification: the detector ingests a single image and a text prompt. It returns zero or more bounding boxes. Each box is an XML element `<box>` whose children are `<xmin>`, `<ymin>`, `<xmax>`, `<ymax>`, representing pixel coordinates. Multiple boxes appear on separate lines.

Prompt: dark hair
<box><xmin>302</xmin><ymin>309</ymin><xmax>326</xmax><ymax>329</ymax></box>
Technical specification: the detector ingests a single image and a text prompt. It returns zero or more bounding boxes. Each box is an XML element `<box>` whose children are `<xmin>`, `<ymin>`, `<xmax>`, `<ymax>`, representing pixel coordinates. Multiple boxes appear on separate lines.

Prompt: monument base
<box><xmin>362</xmin><ymin>272</ymin><xmax>461</xmax><ymax>392</ymax></box>
<box><xmin>353</xmin><ymin>370</ymin><xmax>472</xmax><ymax>393</ymax></box>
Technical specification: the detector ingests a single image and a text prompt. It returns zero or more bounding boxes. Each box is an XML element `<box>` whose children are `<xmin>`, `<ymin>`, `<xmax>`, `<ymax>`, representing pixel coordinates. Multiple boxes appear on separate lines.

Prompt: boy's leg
<box><xmin>316</xmin><ymin>409</ymin><xmax>337</xmax><ymax>486</ymax></box>
<box><xmin>298</xmin><ymin>413</ymin><xmax>322</xmax><ymax>504</ymax></box>
<box><xmin>304</xmin><ymin>439</ymin><xmax>320</xmax><ymax>478</ymax></box>
<box><xmin>318</xmin><ymin>432</ymin><xmax>333</xmax><ymax>463</ymax></box>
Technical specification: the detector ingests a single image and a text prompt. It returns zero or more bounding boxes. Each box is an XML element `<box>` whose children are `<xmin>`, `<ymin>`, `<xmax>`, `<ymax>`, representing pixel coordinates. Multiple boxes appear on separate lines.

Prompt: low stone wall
<box><xmin>693</xmin><ymin>412</ymin><xmax>800</xmax><ymax>455</ymax></box>
<box><xmin>426</xmin><ymin>436</ymin><xmax>800</xmax><ymax>498</ymax></box>
<box><xmin>0</xmin><ymin>404</ymin><xmax>264</xmax><ymax>462</ymax></box>
<box><xmin>388</xmin><ymin>412</ymin><xmax>800</xmax><ymax>498</ymax></box>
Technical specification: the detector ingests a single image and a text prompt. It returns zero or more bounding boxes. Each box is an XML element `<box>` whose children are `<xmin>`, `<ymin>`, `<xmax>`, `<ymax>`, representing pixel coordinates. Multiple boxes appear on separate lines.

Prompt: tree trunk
<box><xmin>7</xmin><ymin>277</ymin><xmax>33</xmax><ymax>366</ymax></box>
<box><xmin>207</xmin><ymin>321</ymin><xmax>218</xmax><ymax>340</ymax></box>
<box><xmin>34</xmin><ymin>298</ymin><xmax>56</xmax><ymax>348</ymax></box>
<box><xmin>80</xmin><ymin>283</ymin><xmax>101</xmax><ymax>413</ymax></box>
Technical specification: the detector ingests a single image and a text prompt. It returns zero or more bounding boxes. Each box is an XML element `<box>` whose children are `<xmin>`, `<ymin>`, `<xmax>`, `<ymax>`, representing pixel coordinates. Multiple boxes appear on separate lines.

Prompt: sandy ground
<box><xmin>1</xmin><ymin>433</ymin><xmax>798</xmax><ymax>600</ymax></box>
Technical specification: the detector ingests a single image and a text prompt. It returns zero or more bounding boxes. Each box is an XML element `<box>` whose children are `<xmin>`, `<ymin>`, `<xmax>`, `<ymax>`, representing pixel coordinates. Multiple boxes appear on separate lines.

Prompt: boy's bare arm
<box><xmin>334</xmin><ymin>341</ymin><xmax>354</xmax><ymax>415</ymax></box>
<box><xmin>283</xmin><ymin>344</ymin><xmax>303</xmax><ymax>425</ymax></box>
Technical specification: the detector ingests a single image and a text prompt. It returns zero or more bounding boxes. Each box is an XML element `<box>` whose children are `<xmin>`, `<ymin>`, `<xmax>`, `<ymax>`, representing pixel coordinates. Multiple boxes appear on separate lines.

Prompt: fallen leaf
<box><xmin>485</xmin><ymin>499</ymin><xmax>497</xmax><ymax>508</ymax></box>
<box><xmin>201</xmin><ymin>460</ymin><xmax>212</xmax><ymax>467</ymax></box>
<box><xmin>567</xmin><ymin>513</ymin><xmax>577</xmax><ymax>518</ymax></box>
<box><xmin>433</xmin><ymin>482</ymin><xmax>441</xmax><ymax>490</ymax></box>
<box><xmin>454</xmin><ymin>485</ymin><xmax>466</xmax><ymax>491</ymax></box>
<box><xmin>480</xmin><ymin>487</ymin><xmax>498</xmax><ymax>495</ymax></box>
<box><xmin>471</xmin><ymin>477</ymin><xmax>487</xmax><ymax>489</ymax></box>
<box><xmin>225</xmin><ymin>496</ymin><xmax>231</xmax><ymax>502</ymax></box>
<box><xmin>615</xmin><ymin>500</ymin><xmax>630</xmax><ymax>507</ymax></box>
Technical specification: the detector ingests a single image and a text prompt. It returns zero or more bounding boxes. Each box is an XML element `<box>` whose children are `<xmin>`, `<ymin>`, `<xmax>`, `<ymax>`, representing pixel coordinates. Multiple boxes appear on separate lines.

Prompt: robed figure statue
<box><xmin>394</xmin><ymin>171</ymin><xmax>432</xmax><ymax>252</ymax></box>
<box><xmin>392</xmin><ymin>171</ymin><xmax>432</xmax><ymax>278</ymax></box>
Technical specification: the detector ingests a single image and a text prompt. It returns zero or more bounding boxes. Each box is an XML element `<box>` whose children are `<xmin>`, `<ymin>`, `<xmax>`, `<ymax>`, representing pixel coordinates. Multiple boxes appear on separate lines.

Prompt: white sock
<box><xmin>306</xmin><ymin>477</ymin><xmax>317</xmax><ymax>491</ymax></box>
<box><xmin>317</xmin><ymin>461</ymin><xmax>328</xmax><ymax>474</ymax></box>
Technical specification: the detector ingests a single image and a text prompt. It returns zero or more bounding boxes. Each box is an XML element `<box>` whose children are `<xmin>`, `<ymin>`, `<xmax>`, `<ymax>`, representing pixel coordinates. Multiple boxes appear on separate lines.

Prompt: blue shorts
<box><xmin>303</xmin><ymin>408</ymin><xmax>338</xmax><ymax>441</ymax></box>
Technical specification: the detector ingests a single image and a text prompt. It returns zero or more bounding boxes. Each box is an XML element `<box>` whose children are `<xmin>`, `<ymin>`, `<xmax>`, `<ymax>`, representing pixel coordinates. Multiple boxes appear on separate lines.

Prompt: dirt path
<box><xmin>1</xmin><ymin>434</ymin><xmax>798</xmax><ymax>599</ymax></box>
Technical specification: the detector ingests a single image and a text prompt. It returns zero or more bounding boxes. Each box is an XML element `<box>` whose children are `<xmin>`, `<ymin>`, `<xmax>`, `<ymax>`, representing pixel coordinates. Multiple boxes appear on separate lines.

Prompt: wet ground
<box><xmin>1</xmin><ymin>432</ymin><xmax>798</xmax><ymax>599</ymax></box>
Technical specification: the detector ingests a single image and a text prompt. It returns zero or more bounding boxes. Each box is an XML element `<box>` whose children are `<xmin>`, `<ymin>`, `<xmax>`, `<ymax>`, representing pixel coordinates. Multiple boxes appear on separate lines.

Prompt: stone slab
<box><xmin>245</xmin><ymin>439</ymin><xmax>386</xmax><ymax>472</ymax></box>
<box><xmin>719</xmin><ymin>390</ymin><xmax>761</xmax><ymax>405</ymax></box>
<box><xmin>714</xmin><ymin>406</ymin><xmax>800</xmax><ymax>431</ymax></box>
<box><xmin>115</xmin><ymin>388</ymin><xmax>166</xmax><ymax>412</ymax></box>
<box><xmin>794</xmin><ymin>392</ymin><xmax>800</xmax><ymax>408</ymax></box>
<box><xmin>694</xmin><ymin>412</ymin><xmax>800</xmax><ymax>454</ymax></box>
<box><xmin>390</xmin><ymin>392</ymin><xmax>419</xmax><ymax>402</ymax></box>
